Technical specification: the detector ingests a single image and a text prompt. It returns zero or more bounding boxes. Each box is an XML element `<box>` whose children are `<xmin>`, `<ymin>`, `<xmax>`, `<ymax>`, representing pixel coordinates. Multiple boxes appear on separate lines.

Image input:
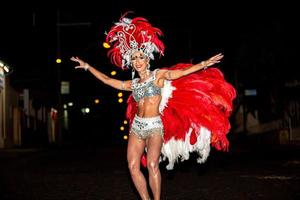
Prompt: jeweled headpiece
<box><xmin>105</xmin><ymin>14</ymin><xmax>165</xmax><ymax>69</ymax></box>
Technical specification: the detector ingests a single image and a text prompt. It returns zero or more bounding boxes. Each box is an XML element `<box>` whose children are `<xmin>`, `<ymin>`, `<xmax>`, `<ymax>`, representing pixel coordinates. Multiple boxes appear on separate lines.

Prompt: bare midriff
<box><xmin>136</xmin><ymin>95</ymin><xmax>161</xmax><ymax>118</ymax></box>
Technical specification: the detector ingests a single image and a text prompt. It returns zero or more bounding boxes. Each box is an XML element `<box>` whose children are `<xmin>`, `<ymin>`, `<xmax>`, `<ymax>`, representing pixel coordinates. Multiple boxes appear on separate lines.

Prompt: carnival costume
<box><xmin>105</xmin><ymin>14</ymin><xmax>236</xmax><ymax>170</ymax></box>
<box><xmin>130</xmin><ymin>69</ymin><xmax>164</xmax><ymax>140</ymax></box>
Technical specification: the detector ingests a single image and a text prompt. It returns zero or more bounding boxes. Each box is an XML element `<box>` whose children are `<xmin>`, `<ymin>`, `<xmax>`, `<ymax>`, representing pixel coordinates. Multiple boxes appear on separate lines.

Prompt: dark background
<box><xmin>0</xmin><ymin>1</ymin><xmax>298</xmax><ymax>145</ymax></box>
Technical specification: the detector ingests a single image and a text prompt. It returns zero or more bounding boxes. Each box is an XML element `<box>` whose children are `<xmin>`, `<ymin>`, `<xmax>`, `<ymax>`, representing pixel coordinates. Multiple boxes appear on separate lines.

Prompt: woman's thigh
<box><xmin>127</xmin><ymin>134</ymin><xmax>146</xmax><ymax>162</ymax></box>
<box><xmin>146</xmin><ymin>134</ymin><xmax>163</xmax><ymax>161</ymax></box>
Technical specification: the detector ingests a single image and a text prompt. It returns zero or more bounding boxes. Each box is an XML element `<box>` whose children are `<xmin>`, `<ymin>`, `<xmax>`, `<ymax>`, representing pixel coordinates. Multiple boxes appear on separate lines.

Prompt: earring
<box><xmin>132</xmin><ymin>68</ymin><xmax>135</xmax><ymax>79</ymax></box>
<box><xmin>147</xmin><ymin>63</ymin><xmax>150</xmax><ymax>75</ymax></box>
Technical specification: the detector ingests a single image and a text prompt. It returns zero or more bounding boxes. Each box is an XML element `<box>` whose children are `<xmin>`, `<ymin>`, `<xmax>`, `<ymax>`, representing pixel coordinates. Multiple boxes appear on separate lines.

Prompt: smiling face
<box><xmin>130</xmin><ymin>51</ymin><xmax>149</xmax><ymax>73</ymax></box>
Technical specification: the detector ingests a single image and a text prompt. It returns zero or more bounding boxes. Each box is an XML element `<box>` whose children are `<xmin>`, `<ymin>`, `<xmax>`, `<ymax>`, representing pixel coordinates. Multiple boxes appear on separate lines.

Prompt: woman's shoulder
<box><xmin>154</xmin><ymin>68</ymin><xmax>168</xmax><ymax>75</ymax></box>
<box><xmin>153</xmin><ymin>68</ymin><xmax>166</xmax><ymax>80</ymax></box>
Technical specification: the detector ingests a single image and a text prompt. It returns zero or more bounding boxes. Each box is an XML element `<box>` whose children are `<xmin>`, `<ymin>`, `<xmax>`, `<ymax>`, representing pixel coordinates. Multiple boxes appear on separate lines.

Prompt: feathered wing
<box><xmin>126</xmin><ymin>63</ymin><xmax>236</xmax><ymax>170</ymax></box>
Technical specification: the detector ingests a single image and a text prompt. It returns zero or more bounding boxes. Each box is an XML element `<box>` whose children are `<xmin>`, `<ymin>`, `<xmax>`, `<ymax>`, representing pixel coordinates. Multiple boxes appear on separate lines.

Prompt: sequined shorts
<box><xmin>130</xmin><ymin>115</ymin><xmax>164</xmax><ymax>140</ymax></box>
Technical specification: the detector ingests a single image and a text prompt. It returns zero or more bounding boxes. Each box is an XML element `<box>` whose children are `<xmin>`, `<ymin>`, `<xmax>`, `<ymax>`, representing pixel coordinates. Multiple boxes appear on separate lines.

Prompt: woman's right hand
<box><xmin>70</xmin><ymin>56</ymin><xmax>90</xmax><ymax>71</ymax></box>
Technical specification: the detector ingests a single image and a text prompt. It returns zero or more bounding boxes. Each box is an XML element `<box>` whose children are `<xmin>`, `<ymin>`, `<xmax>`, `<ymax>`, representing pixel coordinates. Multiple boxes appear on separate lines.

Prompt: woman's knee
<box><xmin>128</xmin><ymin>160</ymin><xmax>140</xmax><ymax>174</ymax></box>
<box><xmin>147</xmin><ymin>159</ymin><xmax>159</xmax><ymax>173</ymax></box>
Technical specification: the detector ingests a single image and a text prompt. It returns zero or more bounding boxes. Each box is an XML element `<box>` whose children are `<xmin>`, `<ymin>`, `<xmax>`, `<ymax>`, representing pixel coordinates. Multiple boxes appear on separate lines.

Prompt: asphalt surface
<box><xmin>0</xmin><ymin>142</ymin><xmax>299</xmax><ymax>200</ymax></box>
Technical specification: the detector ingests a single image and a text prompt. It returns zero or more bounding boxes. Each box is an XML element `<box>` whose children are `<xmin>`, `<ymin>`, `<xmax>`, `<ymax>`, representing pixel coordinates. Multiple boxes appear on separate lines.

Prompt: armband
<box><xmin>83</xmin><ymin>64</ymin><xmax>90</xmax><ymax>71</ymax></box>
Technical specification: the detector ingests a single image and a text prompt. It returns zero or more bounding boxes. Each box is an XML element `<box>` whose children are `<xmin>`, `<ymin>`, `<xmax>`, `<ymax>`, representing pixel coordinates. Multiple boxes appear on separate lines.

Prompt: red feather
<box><xmin>126</xmin><ymin>63</ymin><xmax>236</xmax><ymax>153</ymax></box>
<box><xmin>105</xmin><ymin>14</ymin><xmax>164</xmax><ymax>68</ymax></box>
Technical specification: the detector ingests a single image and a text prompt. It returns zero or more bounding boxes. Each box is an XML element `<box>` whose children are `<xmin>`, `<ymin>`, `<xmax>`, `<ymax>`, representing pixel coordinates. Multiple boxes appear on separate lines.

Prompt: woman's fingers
<box><xmin>70</xmin><ymin>56</ymin><xmax>82</xmax><ymax>62</ymax></box>
<box><xmin>70</xmin><ymin>57</ymin><xmax>78</xmax><ymax>62</ymax></box>
<box><xmin>204</xmin><ymin>53</ymin><xmax>223</xmax><ymax>67</ymax></box>
<box><xmin>71</xmin><ymin>57</ymin><xmax>85</xmax><ymax>70</ymax></box>
<box><xmin>210</xmin><ymin>54</ymin><xmax>223</xmax><ymax>62</ymax></box>
<box><xmin>70</xmin><ymin>57</ymin><xmax>86</xmax><ymax>68</ymax></box>
<box><xmin>213</xmin><ymin>54</ymin><xmax>223</xmax><ymax>60</ymax></box>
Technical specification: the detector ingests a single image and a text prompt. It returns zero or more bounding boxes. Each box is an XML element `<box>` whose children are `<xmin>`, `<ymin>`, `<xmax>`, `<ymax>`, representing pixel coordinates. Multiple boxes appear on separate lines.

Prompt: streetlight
<box><xmin>0</xmin><ymin>60</ymin><xmax>12</xmax><ymax>74</ymax></box>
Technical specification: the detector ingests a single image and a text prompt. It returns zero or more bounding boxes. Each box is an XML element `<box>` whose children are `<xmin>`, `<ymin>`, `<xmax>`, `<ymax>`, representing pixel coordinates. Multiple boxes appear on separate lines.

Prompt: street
<box><xmin>0</xmin><ymin>143</ymin><xmax>299</xmax><ymax>200</ymax></box>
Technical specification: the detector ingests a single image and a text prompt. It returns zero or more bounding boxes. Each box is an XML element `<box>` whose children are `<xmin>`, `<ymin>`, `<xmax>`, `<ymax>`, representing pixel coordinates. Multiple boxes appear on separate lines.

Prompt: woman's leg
<box><xmin>146</xmin><ymin>134</ymin><xmax>163</xmax><ymax>200</ymax></box>
<box><xmin>127</xmin><ymin>134</ymin><xmax>150</xmax><ymax>200</ymax></box>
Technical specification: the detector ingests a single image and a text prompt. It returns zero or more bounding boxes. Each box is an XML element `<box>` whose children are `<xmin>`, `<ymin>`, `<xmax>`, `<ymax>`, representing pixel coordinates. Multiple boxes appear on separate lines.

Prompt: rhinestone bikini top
<box><xmin>131</xmin><ymin>69</ymin><xmax>161</xmax><ymax>102</ymax></box>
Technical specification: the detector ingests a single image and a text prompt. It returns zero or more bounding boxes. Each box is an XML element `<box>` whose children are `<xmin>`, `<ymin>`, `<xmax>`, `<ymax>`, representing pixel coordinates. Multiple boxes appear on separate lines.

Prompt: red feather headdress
<box><xmin>105</xmin><ymin>14</ymin><xmax>165</xmax><ymax>69</ymax></box>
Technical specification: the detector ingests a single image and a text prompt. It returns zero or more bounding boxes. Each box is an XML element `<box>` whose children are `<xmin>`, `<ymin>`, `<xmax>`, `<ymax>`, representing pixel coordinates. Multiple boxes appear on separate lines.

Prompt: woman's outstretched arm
<box><xmin>70</xmin><ymin>56</ymin><xmax>132</xmax><ymax>91</ymax></box>
<box><xmin>158</xmin><ymin>53</ymin><xmax>224</xmax><ymax>80</ymax></box>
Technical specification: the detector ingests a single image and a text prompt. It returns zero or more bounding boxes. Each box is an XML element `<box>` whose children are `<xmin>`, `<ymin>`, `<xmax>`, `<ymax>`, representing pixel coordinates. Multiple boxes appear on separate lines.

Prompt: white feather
<box><xmin>159</xmin><ymin>80</ymin><xmax>176</xmax><ymax>114</ymax></box>
<box><xmin>161</xmin><ymin>127</ymin><xmax>211</xmax><ymax>170</ymax></box>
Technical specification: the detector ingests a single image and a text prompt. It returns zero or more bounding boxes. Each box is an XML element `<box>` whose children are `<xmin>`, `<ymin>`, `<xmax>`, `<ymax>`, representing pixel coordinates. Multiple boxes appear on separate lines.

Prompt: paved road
<box><xmin>0</xmin><ymin>143</ymin><xmax>299</xmax><ymax>200</ymax></box>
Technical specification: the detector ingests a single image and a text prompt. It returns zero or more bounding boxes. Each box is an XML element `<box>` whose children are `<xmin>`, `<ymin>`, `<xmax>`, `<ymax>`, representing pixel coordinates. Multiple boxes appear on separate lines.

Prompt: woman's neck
<box><xmin>138</xmin><ymin>69</ymin><xmax>150</xmax><ymax>80</ymax></box>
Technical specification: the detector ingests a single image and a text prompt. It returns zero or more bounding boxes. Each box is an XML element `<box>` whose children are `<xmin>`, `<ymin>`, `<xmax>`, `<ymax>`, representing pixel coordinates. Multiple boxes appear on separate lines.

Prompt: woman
<box><xmin>71</xmin><ymin>14</ymin><xmax>235</xmax><ymax>200</ymax></box>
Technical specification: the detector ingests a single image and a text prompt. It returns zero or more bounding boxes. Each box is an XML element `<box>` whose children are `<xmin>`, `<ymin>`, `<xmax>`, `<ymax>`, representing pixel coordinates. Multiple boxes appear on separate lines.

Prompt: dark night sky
<box><xmin>1</xmin><ymin>2</ymin><xmax>298</xmax><ymax>80</ymax></box>
<box><xmin>0</xmin><ymin>2</ymin><xmax>299</xmax><ymax>139</ymax></box>
<box><xmin>1</xmin><ymin>2</ymin><xmax>298</xmax><ymax>94</ymax></box>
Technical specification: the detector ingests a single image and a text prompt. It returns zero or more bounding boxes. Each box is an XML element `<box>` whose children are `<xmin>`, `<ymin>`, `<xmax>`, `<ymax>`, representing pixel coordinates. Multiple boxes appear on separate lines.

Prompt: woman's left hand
<box><xmin>202</xmin><ymin>53</ymin><xmax>224</xmax><ymax>68</ymax></box>
<box><xmin>70</xmin><ymin>56</ymin><xmax>90</xmax><ymax>71</ymax></box>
